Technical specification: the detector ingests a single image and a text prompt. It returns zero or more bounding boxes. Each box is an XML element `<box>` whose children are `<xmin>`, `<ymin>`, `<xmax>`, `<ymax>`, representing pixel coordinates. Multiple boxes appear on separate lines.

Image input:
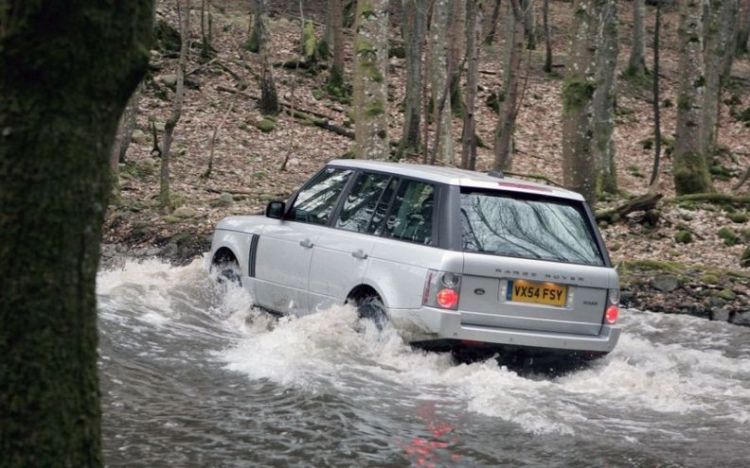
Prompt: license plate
<box><xmin>507</xmin><ymin>279</ymin><xmax>567</xmax><ymax>307</ymax></box>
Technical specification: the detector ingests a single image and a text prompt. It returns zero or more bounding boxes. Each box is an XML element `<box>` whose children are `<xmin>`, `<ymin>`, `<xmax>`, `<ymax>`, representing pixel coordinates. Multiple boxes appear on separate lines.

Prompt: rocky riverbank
<box><xmin>619</xmin><ymin>260</ymin><xmax>750</xmax><ymax>327</ymax></box>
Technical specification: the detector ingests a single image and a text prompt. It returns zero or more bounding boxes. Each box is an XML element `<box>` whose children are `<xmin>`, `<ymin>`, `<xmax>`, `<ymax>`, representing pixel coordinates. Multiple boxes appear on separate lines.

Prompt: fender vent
<box><xmin>248</xmin><ymin>234</ymin><xmax>259</xmax><ymax>277</ymax></box>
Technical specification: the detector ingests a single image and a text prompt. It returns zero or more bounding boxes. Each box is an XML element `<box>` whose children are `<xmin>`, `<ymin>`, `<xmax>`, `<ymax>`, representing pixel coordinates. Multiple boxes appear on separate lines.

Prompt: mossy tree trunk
<box><xmin>246</xmin><ymin>0</ymin><xmax>262</xmax><ymax>52</ymax></box>
<box><xmin>593</xmin><ymin>0</ymin><xmax>619</xmax><ymax>195</ymax></box>
<box><xmin>430</xmin><ymin>0</ymin><xmax>453</xmax><ymax>164</ymax></box>
<box><xmin>494</xmin><ymin>0</ymin><xmax>524</xmax><ymax>171</ymax></box>
<box><xmin>0</xmin><ymin>1</ymin><xmax>153</xmax><ymax>466</ymax></box>
<box><xmin>626</xmin><ymin>0</ymin><xmax>647</xmax><ymax>77</ymax></box>
<box><xmin>702</xmin><ymin>0</ymin><xmax>739</xmax><ymax>158</ymax></box>
<box><xmin>674</xmin><ymin>0</ymin><xmax>713</xmax><ymax>195</ymax></box>
<box><xmin>256</xmin><ymin>0</ymin><xmax>279</xmax><ymax>115</ymax></box>
<box><xmin>399</xmin><ymin>0</ymin><xmax>428</xmax><ymax>157</ymax></box>
<box><xmin>461</xmin><ymin>0</ymin><xmax>484</xmax><ymax>169</ymax></box>
<box><xmin>353</xmin><ymin>0</ymin><xmax>389</xmax><ymax>159</ymax></box>
<box><xmin>160</xmin><ymin>0</ymin><xmax>190</xmax><ymax>210</ymax></box>
<box><xmin>561</xmin><ymin>0</ymin><xmax>602</xmax><ymax>203</ymax></box>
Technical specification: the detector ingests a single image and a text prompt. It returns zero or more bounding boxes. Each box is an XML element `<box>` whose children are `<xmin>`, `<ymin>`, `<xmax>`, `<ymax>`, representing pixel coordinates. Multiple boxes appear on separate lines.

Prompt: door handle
<box><xmin>351</xmin><ymin>249</ymin><xmax>368</xmax><ymax>260</ymax></box>
<box><xmin>299</xmin><ymin>239</ymin><xmax>314</xmax><ymax>249</ymax></box>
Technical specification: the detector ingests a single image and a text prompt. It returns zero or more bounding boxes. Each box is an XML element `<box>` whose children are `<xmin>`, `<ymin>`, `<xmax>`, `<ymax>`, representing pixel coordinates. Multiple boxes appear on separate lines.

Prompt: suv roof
<box><xmin>327</xmin><ymin>159</ymin><xmax>583</xmax><ymax>201</ymax></box>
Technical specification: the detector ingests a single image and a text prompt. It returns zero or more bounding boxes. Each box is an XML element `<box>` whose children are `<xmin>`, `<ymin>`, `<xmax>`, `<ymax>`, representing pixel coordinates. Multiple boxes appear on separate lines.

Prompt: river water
<box><xmin>98</xmin><ymin>258</ymin><xmax>750</xmax><ymax>467</ymax></box>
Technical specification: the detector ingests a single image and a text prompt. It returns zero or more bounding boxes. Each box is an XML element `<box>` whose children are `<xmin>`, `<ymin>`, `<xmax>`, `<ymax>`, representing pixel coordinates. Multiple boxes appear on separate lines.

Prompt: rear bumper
<box><xmin>391</xmin><ymin>306</ymin><xmax>621</xmax><ymax>353</ymax></box>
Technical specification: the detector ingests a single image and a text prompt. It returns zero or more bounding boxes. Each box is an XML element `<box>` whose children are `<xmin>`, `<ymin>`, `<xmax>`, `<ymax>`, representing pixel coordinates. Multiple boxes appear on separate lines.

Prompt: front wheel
<box><xmin>212</xmin><ymin>261</ymin><xmax>241</xmax><ymax>286</ymax></box>
<box><xmin>355</xmin><ymin>296</ymin><xmax>388</xmax><ymax>331</ymax></box>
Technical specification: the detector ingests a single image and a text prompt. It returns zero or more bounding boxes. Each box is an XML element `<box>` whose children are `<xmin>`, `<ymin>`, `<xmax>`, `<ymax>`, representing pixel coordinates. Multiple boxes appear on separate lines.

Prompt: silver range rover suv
<box><xmin>210</xmin><ymin>160</ymin><xmax>621</xmax><ymax>354</ymax></box>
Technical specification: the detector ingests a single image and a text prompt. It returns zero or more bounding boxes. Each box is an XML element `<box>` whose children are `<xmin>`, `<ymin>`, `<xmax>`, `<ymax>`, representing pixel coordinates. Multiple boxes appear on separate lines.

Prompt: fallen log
<box><xmin>595</xmin><ymin>192</ymin><xmax>663</xmax><ymax>223</ymax></box>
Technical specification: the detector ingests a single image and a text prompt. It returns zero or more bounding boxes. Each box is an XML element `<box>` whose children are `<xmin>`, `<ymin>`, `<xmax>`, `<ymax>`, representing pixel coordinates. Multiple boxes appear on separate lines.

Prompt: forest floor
<box><xmin>103</xmin><ymin>0</ymin><xmax>750</xmax><ymax>325</ymax></box>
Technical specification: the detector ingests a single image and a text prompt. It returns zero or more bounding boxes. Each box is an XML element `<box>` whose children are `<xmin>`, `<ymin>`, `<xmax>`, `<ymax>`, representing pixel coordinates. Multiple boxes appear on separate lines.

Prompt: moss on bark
<box><xmin>0</xmin><ymin>2</ymin><xmax>153</xmax><ymax>466</ymax></box>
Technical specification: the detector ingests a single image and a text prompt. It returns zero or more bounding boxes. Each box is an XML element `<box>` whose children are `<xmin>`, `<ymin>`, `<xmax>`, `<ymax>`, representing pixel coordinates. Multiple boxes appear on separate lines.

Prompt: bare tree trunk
<box><xmin>485</xmin><ymin>0</ymin><xmax>502</xmax><ymax>44</ymax></box>
<box><xmin>462</xmin><ymin>0</ymin><xmax>484</xmax><ymax>169</ymax></box>
<box><xmin>674</xmin><ymin>0</ymin><xmax>713</xmax><ymax>195</ymax></box>
<box><xmin>494</xmin><ymin>0</ymin><xmax>523</xmax><ymax>170</ymax></box>
<box><xmin>561</xmin><ymin>0</ymin><xmax>601</xmax><ymax>202</ymax></box>
<box><xmin>200</xmin><ymin>0</ymin><xmax>213</xmax><ymax>60</ymax></box>
<box><xmin>430</xmin><ymin>0</ymin><xmax>454</xmax><ymax>164</ymax></box>
<box><xmin>160</xmin><ymin>0</ymin><xmax>190</xmax><ymax>209</ymax></box>
<box><xmin>702</xmin><ymin>0</ymin><xmax>739</xmax><ymax>157</ymax></box>
<box><xmin>257</xmin><ymin>0</ymin><xmax>279</xmax><ymax>114</ymax></box>
<box><xmin>593</xmin><ymin>1</ymin><xmax>619</xmax><ymax>195</ymax></box>
<box><xmin>323</xmin><ymin>0</ymin><xmax>336</xmax><ymax>53</ymax></box>
<box><xmin>111</xmin><ymin>83</ymin><xmax>142</xmax><ymax>170</ymax></box>
<box><xmin>626</xmin><ymin>0</ymin><xmax>647</xmax><ymax>77</ymax></box>
<box><xmin>448</xmin><ymin>0</ymin><xmax>466</xmax><ymax>115</ymax></box>
<box><xmin>329</xmin><ymin>0</ymin><xmax>346</xmax><ymax>86</ymax></box>
<box><xmin>0</xmin><ymin>2</ymin><xmax>153</xmax><ymax>465</ymax></box>
<box><xmin>736</xmin><ymin>0</ymin><xmax>750</xmax><ymax>55</ymax></box>
<box><xmin>521</xmin><ymin>0</ymin><xmax>536</xmax><ymax>50</ymax></box>
<box><xmin>354</xmin><ymin>0</ymin><xmax>389</xmax><ymax>159</ymax></box>
<box><xmin>649</xmin><ymin>3</ymin><xmax>662</xmax><ymax>189</ymax></box>
<box><xmin>400</xmin><ymin>0</ymin><xmax>428</xmax><ymax>156</ymax></box>
<box><xmin>542</xmin><ymin>0</ymin><xmax>552</xmax><ymax>72</ymax></box>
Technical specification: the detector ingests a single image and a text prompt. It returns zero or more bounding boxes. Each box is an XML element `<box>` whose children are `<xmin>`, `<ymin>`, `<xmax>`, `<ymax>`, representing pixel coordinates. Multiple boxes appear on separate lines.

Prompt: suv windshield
<box><xmin>460</xmin><ymin>189</ymin><xmax>604</xmax><ymax>266</ymax></box>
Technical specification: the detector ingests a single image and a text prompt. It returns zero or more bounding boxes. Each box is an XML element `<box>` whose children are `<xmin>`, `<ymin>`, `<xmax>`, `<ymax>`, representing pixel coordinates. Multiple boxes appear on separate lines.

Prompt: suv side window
<box><xmin>335</xmin><ymin>172</ymin><xmax>393</xmax><ymax>233</ymax></box>
<box><xmin>383</xmin><ymin>180</ymin><xmax>435</xmax><ymax>245</ymax></box>
<box><xmin>289</xmin><ymin>167</ymin><xmax>353</xmax><ymax>225</ymax></box>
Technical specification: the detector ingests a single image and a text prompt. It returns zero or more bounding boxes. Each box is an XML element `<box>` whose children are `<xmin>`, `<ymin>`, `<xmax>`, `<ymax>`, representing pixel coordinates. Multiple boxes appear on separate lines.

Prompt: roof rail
<box><xmin>486</xmin><ymin>170</ymin><xmax>504</xmax><ymax>179</ymax></box>
<box><xmin>504</xmin><ymin>171</ymin><xmax>566</xmax><ymax>189</ymax></box>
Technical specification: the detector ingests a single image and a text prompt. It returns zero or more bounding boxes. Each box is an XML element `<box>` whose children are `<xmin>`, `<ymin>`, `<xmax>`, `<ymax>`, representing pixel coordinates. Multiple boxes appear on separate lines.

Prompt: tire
<box><xmin>213</xmin><ymin>261</ymin><xmax>241</xmax><ymax>286</ymax></box>
<box><xmin>355</xmin><ymin>296</ymin><xmax>388</xmax><ymax>331</ymax></box>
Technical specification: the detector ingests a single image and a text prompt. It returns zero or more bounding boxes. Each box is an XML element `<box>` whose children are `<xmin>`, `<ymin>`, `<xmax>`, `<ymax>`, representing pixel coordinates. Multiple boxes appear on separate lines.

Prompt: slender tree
<box><xmin>399</xmin><ymin>0</ymin><xmax>428</xmax><ymax>157</ymax></box>
<box><xmin>200</xmin><ymin>0</ymin><xmax>214</xmax><ymax>60</ymax></box>
<box><xmin>328</xmin><ymin>0</ymin><xmax>346</xmax><ymax>89</ymax></box>
<box><xmin>430</xmin><ymin>0</ymin><xmax>454</xmax><ymax>164</ymax></box>
<box><xmin>160</xmin><ymin>0</ymin><xmax>190</xmax><ymax>209</ymax></box>
<box><xmin>702</xmin><ymin>0</ymin><xmax>739</xmax><ymax>157</ymax></box>
<box><xmin>255</xmin><ymin>0</ymin><xmax>279</xmax><ymax>114</ymax></box>
<box><xmin>448</xmin><ymin>0</ymin><xmax>466</xmax><ymax>114</ymax></box>
<box><xmin>674</xmin><ymin>0</ymin><xmax>713</xmax><ymax>194</ymax></box>
<box><xmin>111</xmin><ymin>83</ymin><xmax>143</xmax><ymax>170</ymax></box>
<box><xmin>542</xmin><ymin>0</ymin><xmax>552</xmax><ymax>73</ymax></box>
<box><xmin>0</xmin><ymin>1</ymin><xmax>153</xmax><ymax>465</ymax></box>
<box><xmin>626</xmin><ymin>0</ymin><xmax>647</xmax><ymax>77</ymax></box>
<box><xmin>485</xmin><ymin>0</ymin><xmax>503</xmax><ymax>44</ymax></box>
<box><xmin>521</xmin><ymin>0</ymin><xmax>536</xmax><ymax>50</ymax></box>
<box><xmin>462</xmin><ymin>0</ymin><xmax>484</xmax><ymax>169</ymax></box>
<box><xmin>736</xmin><ymin>0</ymin><xmax>750</xmax><ymax>55</ymax></box>
<box><xmin>354</xmin><ymin>0</ymin><xmax>390</xmax><ymax>159</ymax></box>
<box><xmin>649</xmin><ymin>1</ymin><xmax>663</xmax><ymax>189</ymax></box>
<box><xmin>593</xmin><ymin>0</ymin><xmax>619</xmax><ymax>194</ymax></box>
<box><xmin>494</xmin><ymin>0</ymin><xmax>524</xmax><ymax>170</ymax></box>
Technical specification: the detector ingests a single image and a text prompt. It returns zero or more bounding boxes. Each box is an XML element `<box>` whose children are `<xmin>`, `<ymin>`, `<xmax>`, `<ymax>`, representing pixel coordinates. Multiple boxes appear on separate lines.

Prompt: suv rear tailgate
<box><xmin>459</xmin><ymin>253</ymin><xmax>616</xmax><ymax>336</ymax></box>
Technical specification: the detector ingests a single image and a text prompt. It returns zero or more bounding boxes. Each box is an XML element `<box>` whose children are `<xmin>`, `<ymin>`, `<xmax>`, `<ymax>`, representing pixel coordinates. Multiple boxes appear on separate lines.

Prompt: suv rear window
<box><xmin>460</xmin><ymin>189</ymin><xmax>604</xmax><ymax>266</ymax></box>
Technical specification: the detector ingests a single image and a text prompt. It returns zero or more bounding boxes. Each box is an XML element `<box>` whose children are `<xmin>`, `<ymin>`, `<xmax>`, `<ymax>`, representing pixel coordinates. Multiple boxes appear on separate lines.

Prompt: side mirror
<box><xmin>265</xmin><ymin>200</ymin><xmax>286</xmax><ymax>219</ymax></box>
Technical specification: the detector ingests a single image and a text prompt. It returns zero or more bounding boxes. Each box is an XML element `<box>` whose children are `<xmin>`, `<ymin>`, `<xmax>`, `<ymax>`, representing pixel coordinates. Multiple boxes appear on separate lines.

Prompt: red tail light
<box><xmin>436</xmin><ymin>288</ymin><xmax>459</xmax><ymax>309</ymax></box>
<box><xmin>605</xmin><ymin>305</ymin><xmax>619</xmax><ymax>324</ymax></box>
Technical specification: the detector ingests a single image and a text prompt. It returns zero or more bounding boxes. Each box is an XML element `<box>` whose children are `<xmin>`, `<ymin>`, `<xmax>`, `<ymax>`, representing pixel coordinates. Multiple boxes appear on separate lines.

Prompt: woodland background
<box><xmin>105</xmin><ymin>0</ymin><xmax>750</xmax><ymax>320</ymax></box>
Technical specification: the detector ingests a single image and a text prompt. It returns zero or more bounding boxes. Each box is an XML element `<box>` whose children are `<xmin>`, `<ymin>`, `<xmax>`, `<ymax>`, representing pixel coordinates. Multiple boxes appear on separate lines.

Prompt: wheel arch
<box><xmin>211</xmin><ymin>246</ymin><xmax>239</xmax><ymax>266</ymax></box>
<box><xmin>345</xmin><ymin>282</ymin><xmax>388</xmax><ymax>309</ymax></box>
